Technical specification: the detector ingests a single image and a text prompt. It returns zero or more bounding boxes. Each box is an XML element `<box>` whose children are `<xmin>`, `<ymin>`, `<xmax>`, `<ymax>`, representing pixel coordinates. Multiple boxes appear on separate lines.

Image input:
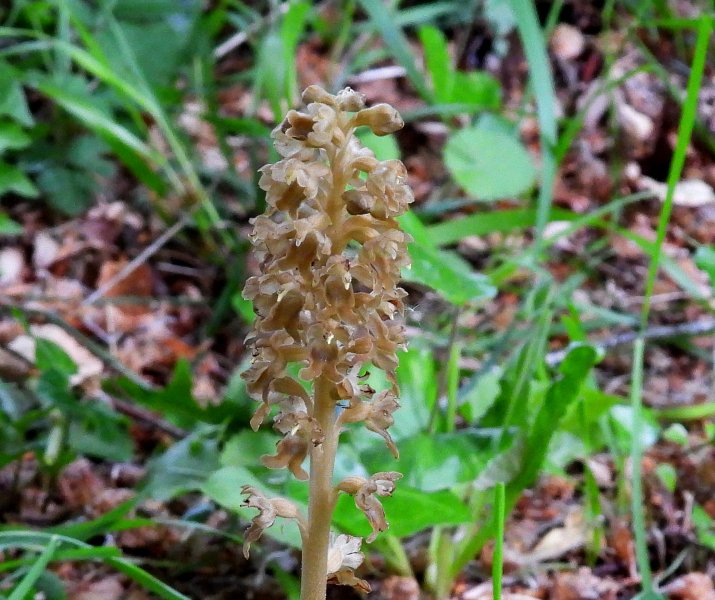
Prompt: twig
<box><xmin>213</xmin><ymin>3</ymin><xmax>290</xmax><ymax>59</ymax></box>
<box><xmin>110</xmin><ymin>395</ymin><xmax>186</xmax><ymax>439</ymax></box>
<box><xmin>545</xmin><ymin>317</ymin><xmax>715</xmax><ymax>366</ymax></box>
<box><xmin>347</xmin><ymin>65</ymin><xmax>407</xmax><ymax>84</ymax></box>
<box><xmin>3</xmin><ymin>293</ymin><xmax>207</xmax><ymax>308</ymax></box>
<box><xmin>82</xmin><ymin>214</ymin><xmax>190</xmax><ymax>306</ymax></box>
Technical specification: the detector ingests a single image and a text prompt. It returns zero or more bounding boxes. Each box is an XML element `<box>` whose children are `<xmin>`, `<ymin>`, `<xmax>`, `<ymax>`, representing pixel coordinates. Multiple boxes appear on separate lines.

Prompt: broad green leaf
<box><xmin>362</xmin><ymin>430</ymin><xmax>493</xmax><ymax>492</ymax></box>
<box><xmin>693</xmin><ymin>504</ymin><xmax>715</xmax><ymax>550</ymax></box>
<box><xmin>0</xmin><ymin>162</ymin><xmax>38</xmax><ymax>197</ymax></box>
<box><xmin>0</xmin><ymin>61</ymin><xmax>34</xmax><ymax>126</ymax></box>
<box><xmin>68</xmin><ymin>401</ymin><xmax>133</xmax><ymax>463</ymax></box>
<box><xmin>34</xmin><ymin>339</ymin><xmax>78</xmax><ymax>378</ymax></box>
<box><xmin>392</xmin><ymin>347</ymin><xmax>437</xmax><ymax>439</ymax></box>
<box><xmin>444</xmin><ymin>126</ymin><xmax>536</xmax><ymax>200</ymax></box>
<box><xmin>655</xmin><ymin>463</ymin><xmax>677</xmax><ymax>493</ymax></box>
<box><xmin>405</xmin><ymin>238</ymin><xmax>495</xmax><ymax>305</ymax></box>
<box><xmin>143</xmin><ymin>431</ymin><xmax>219</xmax><ymax>500</ymax></box>
<box><xmin>474</xmin><ymin>437</ymin><xmax>525</xmax><ymax>490</ymax></box>
<box><xmin>399</xmin><ymin>210</ymin><xmax>496</xmax><ymax>305</ymax></box>
<box><xmin>202</xmin><ymin>465</ymin><xmax>303</xmax><ymax>549</ymax></box>
<box><xmin>334</xmin><ymin>485</ymin><xmax>471</xmax><ymax>539</ymax></box>
<box><xmin>111</xmin><ymin>359</ymin><xmax>249</xmax><ymax>428</ymax></box>
<box><xmin>0</xmin><ymin>121</ymin><xmax>32</xmax><ymax>153</ymax></box>
<box><xmin>36</xmin><ymin>166</ymin><xmax>97</xmax><ymax>216</ymax></box>
<box><xmin>460</xmin><ymin>366</ymin><xmax>502</xmax><ymax>424</ymax></box>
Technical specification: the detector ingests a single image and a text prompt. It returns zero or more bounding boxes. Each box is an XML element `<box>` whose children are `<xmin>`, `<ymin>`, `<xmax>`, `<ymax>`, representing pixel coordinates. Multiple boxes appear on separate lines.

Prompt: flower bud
<box><xmin>353</xmin><ymin>104</ymin><xmax>404</xmax><ymax>136</ymax></box>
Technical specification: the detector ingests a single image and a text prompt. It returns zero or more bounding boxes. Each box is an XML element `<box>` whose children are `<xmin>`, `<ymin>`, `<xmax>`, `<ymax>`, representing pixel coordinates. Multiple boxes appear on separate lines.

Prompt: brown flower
<box><xmin>241</xmin><ymin>86</ymin><xmax>410</xmax><ymax>565</ymax></box>
<box><xmin>241</xmin><ymin>486</ymin><xmax>302</xmax><ymax>558</ymax></box>
<box><xmin>337</xmin><ymin>472</ymin><xmax>402</xmax><ymax>542</ymax></box>
<box><xmin>339</xmin><ymin>390</ymin><xmax>400</xmax><ymax>458</ymax></box>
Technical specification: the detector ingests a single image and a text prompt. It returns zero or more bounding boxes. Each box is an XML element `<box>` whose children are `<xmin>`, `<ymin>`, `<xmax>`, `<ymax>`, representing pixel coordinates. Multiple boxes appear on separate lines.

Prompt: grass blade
<box><xmin>492</xmin><ymin>482</ymin><xmax>506</xmax><ymax>600</ymax></box>
<box><xmin>357</xmin><ymin>0</ymin><xmax>431</xmax><ymax>100</ymax></box>
<box><xmin>629</xmin><ymin>16</ymin><xmax>711</xmax><ymax>597</ymax></box>
<box><xmin>508</xmin><ymin>0</ymin><xmax>558</xmax><ymax>246</ymax></box>
<box><xmin>8</xmin><ymin>535</ymin><xmax>60</xmax><ymax>600</ymax></box>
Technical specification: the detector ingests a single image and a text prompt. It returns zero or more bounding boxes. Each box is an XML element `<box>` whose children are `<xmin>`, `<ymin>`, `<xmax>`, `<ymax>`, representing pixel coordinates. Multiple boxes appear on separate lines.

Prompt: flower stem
<box><xmin>300</xmin><ymin>376</ymin><xmax>339</xmax><ymax>600</ymax></box>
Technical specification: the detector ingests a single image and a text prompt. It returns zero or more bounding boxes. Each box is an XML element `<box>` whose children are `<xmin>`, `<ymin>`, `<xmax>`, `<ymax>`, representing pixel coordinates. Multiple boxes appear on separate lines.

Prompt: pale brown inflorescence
<box><xmin>240</xmin><ymin>85</ymin><xmax>412</xmax><ymax>593</ymax></box>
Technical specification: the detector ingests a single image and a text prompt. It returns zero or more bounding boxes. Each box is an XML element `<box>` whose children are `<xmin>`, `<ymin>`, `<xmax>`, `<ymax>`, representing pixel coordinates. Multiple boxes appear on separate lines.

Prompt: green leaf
<box><xmin>655</xmin><ymin>463</ymin><xmax>677</xmax><ymax>493</ymax></box>
<box><xmin>460</xmin><ymin>366</ymin><xmax>503</xmax><ymax>424</ymax></box>
<box><xmin>444</xmin><ymin>126</ymin><xmax>536</xmax><ymax>200</ymax></box>
<box><xmin>68</xmin><ymin>402</ymin><xmax>133</xmax><ymax>463</ymax></box>
<box><xmin>111</xmin><ymin>359</ymin><xmax>247</xmax><ymax>428</ymax></box>
<box><xmin>34</xmin><ymin>339</ymin><xmax>78</xmax><ymax>378</ymax></box>
<box><xmin>510</xmin><ymin>345</ymin><xmax>599</xmax><ymax>492</ymax></box>
<box><xmin>35</xmin><ymin>81</ymin><xmax>159</xmax><ymax>163</ymax></box>
<box><xmin>399</xmin><ymin>210</ymin><xmax>496</xmax><ymax>305</ymax></box>
<box><xmin>693</xmin><ymin>504</ymin><xmax>715</xmax><ymax>550</ymax></box>
<box><xmin>0</xmin><ymin>121</ymin><xmax>32</xmax><ymax>153</ymax></box>
<box><xmin>393</xmin><ymin>347</ymin><xmax>437</xmax><ymax>439</ymax></box>
<box><xmin>0</xmin><ymin>61</ymin><xmax>34</xmax><ymax>126</ymax></box>
<box><xmin>363</xmin><ymin>430</ymin><xmax>493</xmax><ymax>492</ymax></box>
<box><xmin>418</xmin><ymin>25</ymin><xmax>454</xmax><ymax>103</ymax></box>
<box><xmin>694</xmin><ymin>245</ymin><xmax>715</xmax><ymax>290</ymax></box>
<box><xmin>405</xmin><ymin>241</ymin><xmax>495</xmax><ymax>305</ymax></box>
<box><xmin>85</xmin><ymin>0</ymin><xmax>203</xmax><ymax>89</ymax></box>
<box><xmin>202</xmin><ymin>465</ymin><xmax>303</xmax><ymax>549</ymax></box>
<box><xmin>280</xmin><ymin>1</ymin><xmax>311</xmax><ymax>102</ymax></box>
<box><xmin>36</xmin><ymin>166</ymin><xmax>96</xmax><ymax>216</ymax></box>
<box><xmin>254</xmin><ymin>30</ymin><xmax>286</xmax><ymax>120</ymax></box>
<box><xmin>8</xmin><ymin>535</ymin><xmax>60</xmax><ymax>600</ymax></box>
<box><xmin>357</xmin><ymin>129</ymin><xmax>400</xmax><ymax>161</ymax></box>
<box><xmin>451</xmin><ymin>71</ymin><xmax>501</xmax><ymax>109</ymax></box>
<box><xmin>0</xmin><ymin>162</ymin><xmax>38</xmax><ymax>198</ymax></box>
<box><xmin>143</xmin><ymin>430</ymin><xmax>220</xmax><ymax>501</ymax></box>
<box><xmin>0</xmin><ymin>212</ymin><xmax>23</xmax><ymax>235</ymax></box>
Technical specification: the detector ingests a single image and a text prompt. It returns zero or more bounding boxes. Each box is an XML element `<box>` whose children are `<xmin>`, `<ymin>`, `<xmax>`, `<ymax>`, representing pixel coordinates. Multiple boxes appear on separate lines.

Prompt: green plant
<box><xmin>238</xmin><ymin>86</ymin><xmax>413</xmax><ymax>599</ymax></box>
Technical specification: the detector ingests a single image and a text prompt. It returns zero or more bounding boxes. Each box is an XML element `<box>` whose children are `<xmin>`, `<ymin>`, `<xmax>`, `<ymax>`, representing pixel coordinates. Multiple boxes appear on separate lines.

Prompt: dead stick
<box><xmin>545</xmin><ymin>317</ymin><xmax>715</xmax><ymax>366</ymax></box>
<box><xmin>82</xmin><ymin>214</ymin><xmax>189</xmax><ymax>306</ymax></box>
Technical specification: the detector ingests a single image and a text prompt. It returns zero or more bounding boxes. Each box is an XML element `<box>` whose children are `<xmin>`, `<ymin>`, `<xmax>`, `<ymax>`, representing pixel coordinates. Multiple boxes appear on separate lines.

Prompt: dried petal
<box><xmin>262</xmin><ymin>433</ymin><xmax>310</xmax><ymax>480</ymax></box>
<box><xmin>337</xmin><ymin>472</ymin><xmax>402</xmax><ymax>542</ymax></box>
<box><xmin>341</xmin><ymin>390</ymin><xmax>400</xmax><ymax>457</ymax></box>
<box><xmin>241</xmin><ymin>486</ymin><xmax>300</xmax><ymax>558</ymax></box>
<box><xmin>326</xmin><ymin>533</ymin><xmax>370</xmax><ymax>592</ymax></box>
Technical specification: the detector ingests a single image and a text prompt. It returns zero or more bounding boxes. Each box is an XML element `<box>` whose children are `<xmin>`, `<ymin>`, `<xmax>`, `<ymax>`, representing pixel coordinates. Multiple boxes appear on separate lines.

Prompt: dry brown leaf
<box><xmin>0</xmin><ymin>247</ymin><xmax>25</xmax><ymax>285</ymax></box>
<box><xmin>526</xmin><ymin>507</ymin><xmax>588</xmax><ymax>563</ymax></box>
<box><xmin>69</xmin><ymin>576</ymin><xmax>125</xmax><ymax>600</ymax></box>
<box><xmin>552</xmin><ymin>568</ymin><xmax>619</xmax><ymax>600</ymax></box>
<box><xmin>57</xmin><ymin>459</ymin><xmax>106</xmax><ymax>511</ymax></box>
<box><xmin>662</xmin><ymin>573</ymin><xmax>715</xmax><ymax>600</ymax></box>
<box><xmin>380</xmin><ymin>576</ymin><xmax>421</xmax><ymax>600</ymax></box>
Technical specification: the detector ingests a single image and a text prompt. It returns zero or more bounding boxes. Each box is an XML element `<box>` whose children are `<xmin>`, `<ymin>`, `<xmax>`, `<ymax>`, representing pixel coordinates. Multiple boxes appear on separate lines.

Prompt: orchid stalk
<box><xmin>240</xmin><ymin>85</ymin><xmax>413</xmax><ymax>600</ymax></box>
